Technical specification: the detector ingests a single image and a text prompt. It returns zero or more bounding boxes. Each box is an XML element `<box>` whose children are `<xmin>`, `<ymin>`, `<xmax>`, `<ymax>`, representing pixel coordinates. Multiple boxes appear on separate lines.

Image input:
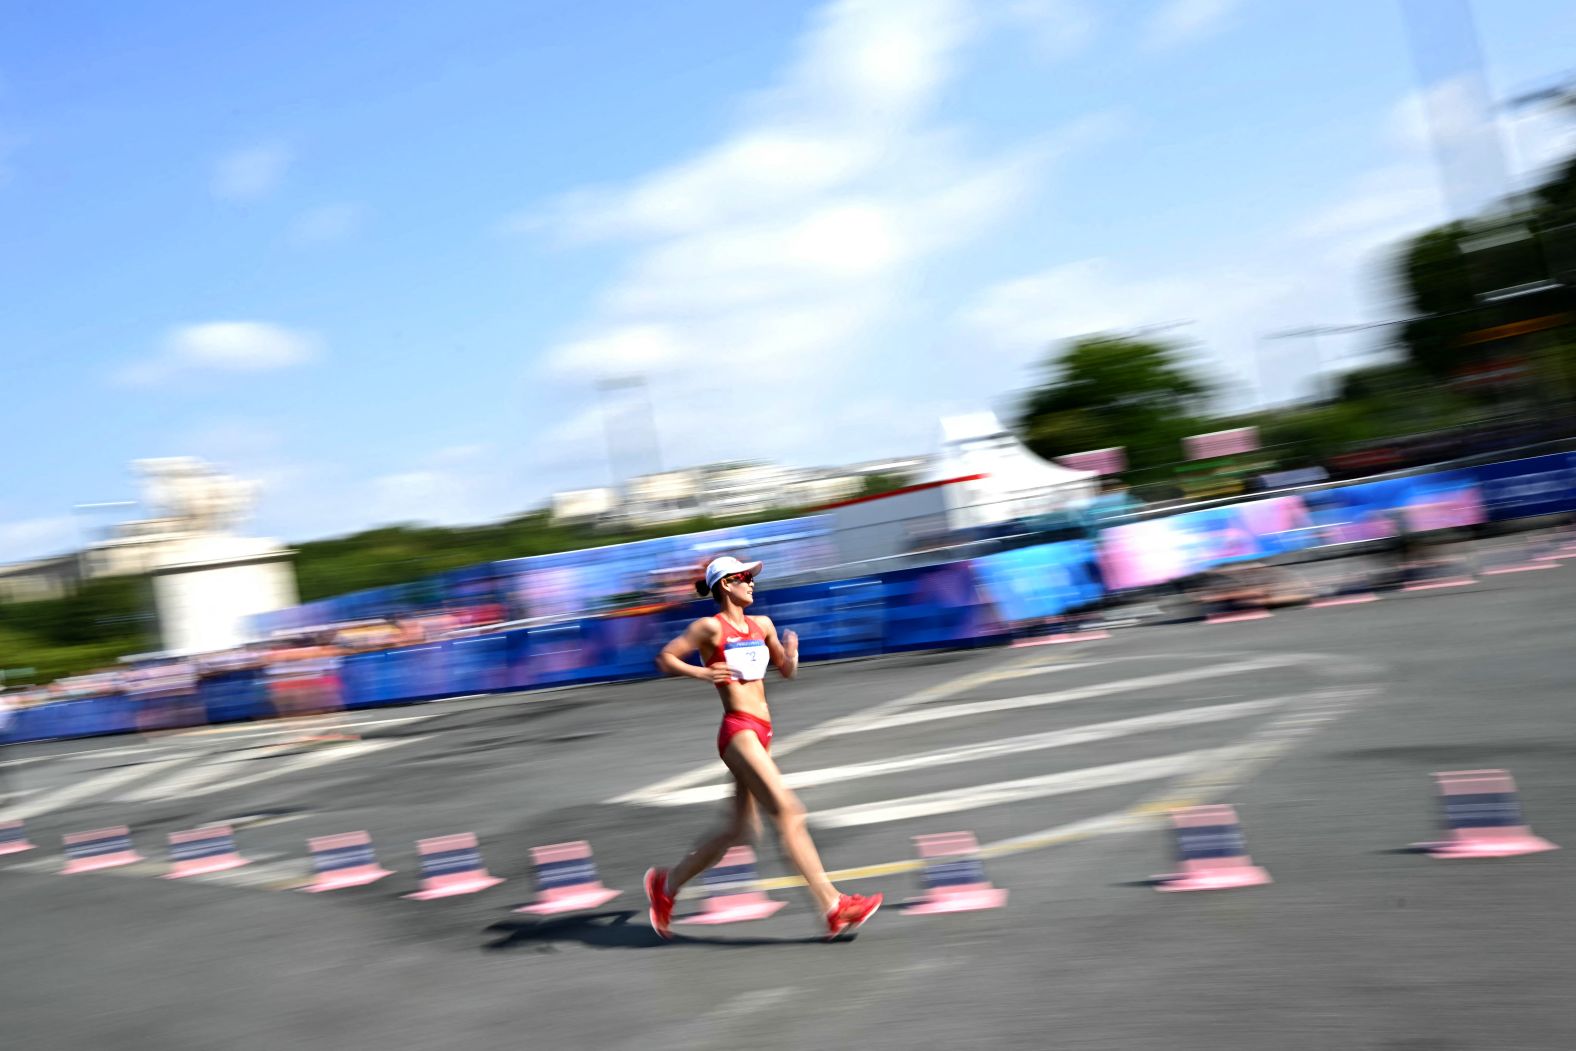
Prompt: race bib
<box><xmin>723</xmin><ymin>639</ymin><xmax>770</xmax><ymax>682</ymax></box>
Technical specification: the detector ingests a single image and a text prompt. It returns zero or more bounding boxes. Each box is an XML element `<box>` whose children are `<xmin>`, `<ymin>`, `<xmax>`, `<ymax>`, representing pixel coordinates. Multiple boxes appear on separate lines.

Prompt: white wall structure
<box><xmin>105</xmin><ymin>458</ymin><xmax>301</xmax><ymax>654</ymax></box>
<box><xmin>825</xmin><ymin>479</ymin><xmax>965</xmax><ymax>567</ymax></box>
<box><xmin>151</xmin><ymin>538</ymin><xmax>299</xmax><ymax>655</ymax></box>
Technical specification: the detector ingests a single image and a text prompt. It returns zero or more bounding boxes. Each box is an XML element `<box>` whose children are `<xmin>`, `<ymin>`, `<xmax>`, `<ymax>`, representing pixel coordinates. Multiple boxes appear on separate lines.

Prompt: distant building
<box><xmin>845</xmin><ymin>456</ymin><xmax>929</xmax><ymax>481</ymax></box>
<box><xmin>623</xmin><ymin>468</ymin><xmax>704</xmax><ymax>525</ymax></box>
<box><xmin>0</xmin><ymin>554</ymin><xmax>81</xmax><ymax>604</ymax></box>
<box><xmin>0</xmin><ymin>458</ymin><xmax>298</xmax><ymax>654</ymax></box>
<box><xmin>548</xmin><ymin>454</ymin><xmax>931</xmax><ymax>530</ymax></box>
<box><xmin>549</xmin><ymin>487</ymin><xmax>619</xmax><ymax>526</ymax></box>
<box><xmin>785</xmin><ymin>472</ymin><xmax>864</xmax><ymax>507</ymax></box>
<box><xmin>698</xmin><ymin>461</ymin><xmax>799</xmax><ymax>519</ymax></box>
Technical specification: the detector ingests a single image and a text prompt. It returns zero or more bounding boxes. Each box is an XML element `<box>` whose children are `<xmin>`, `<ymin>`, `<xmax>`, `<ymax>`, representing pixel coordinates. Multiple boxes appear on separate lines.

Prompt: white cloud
<box><xmin>1140</xmin><ymin>0</ymin><xmax>1243</xmax><ymax>53</ymax></box>
<box><xmin>542</xmin><ymin>325</ymin><xmax>688</xmax><ymax>381</ymax></box>
<box><xmin>364</xmin><ymin>444</ymin><xmax>509</xmax><ymax>527</ymax></box>
<box><xmin>211</xmin><ymin>142</ymin><xmax>292</xmax><ymax>202</ymax></box>
<box><xmin>1385</xmin><ymin>74</ymin><xmax>1547</xmax><ymax>216</ymax></box>
<box><xmin>287</xmin><ymin>202</ymin><xmax>367</xmax><ymax>245</ymax></box>
<box><xmin>0</xmin><ymin>515</ymin><xmax>78</xmax><ymax>563</ymax></box>
<box><xmin>961</xmin><ymin>256</ymin><xmax>1304</xmax><ymax>408</ymax></box>
<box><xmin>117</xmin><ymin>322</ymin><xmax>321</xmax><ymax>386</ymax></box>
<box><xmin>1002</xmin><ymin>0</ymin><xmax>1098</xmax><ymax>60</ymax></box>
<box><xmin>514</xmin><ymin>0</ymin><xmax>1121</xmax><ymax>475</ymax></box>
<box><xmin>164</xmin><ymin>322</ymin><xmax>318</xmax><ymax>370</ymax></box>
<box><xmin>1291</xmin><ymin>161</ymin><xmax>1446</xmax><ymax>265</ymax></box>
<box><xmin>1504</xmin><ymin>103</ymin><xmax>1576</xmax><ymax>183</ymax></box>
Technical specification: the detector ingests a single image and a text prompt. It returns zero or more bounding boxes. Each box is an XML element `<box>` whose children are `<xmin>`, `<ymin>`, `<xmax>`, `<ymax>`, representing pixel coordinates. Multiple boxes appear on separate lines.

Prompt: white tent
<box><xmin>929</xmin><ymin>412</ymin><xmax>1099</xmax><ymax>531</ymax></box>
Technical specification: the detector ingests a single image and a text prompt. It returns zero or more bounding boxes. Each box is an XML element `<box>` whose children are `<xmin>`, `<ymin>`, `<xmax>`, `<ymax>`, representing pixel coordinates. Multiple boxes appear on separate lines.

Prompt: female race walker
<box><xmin>644</xmin><ymin>555</ymin><xmax>882</xmax><ymax>940</ymax></box>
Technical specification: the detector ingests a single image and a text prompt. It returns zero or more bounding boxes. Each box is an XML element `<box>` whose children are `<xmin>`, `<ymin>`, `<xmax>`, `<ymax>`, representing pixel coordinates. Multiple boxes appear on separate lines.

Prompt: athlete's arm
<box><xmin>755</xmin><ymin>615</ymin><xmax>798</xmax><ymax>679</ymax></box>
<box><xmin>656</xmin><ymin>618</ymin><xmax>733</xmax><ymax>685</ymax></box>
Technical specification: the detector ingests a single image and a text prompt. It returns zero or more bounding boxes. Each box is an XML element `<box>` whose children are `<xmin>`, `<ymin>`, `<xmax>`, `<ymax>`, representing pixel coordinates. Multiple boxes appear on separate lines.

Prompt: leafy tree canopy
<box><xmin>1017</xmin><ymin>336</ymin><xmax>1213</xmax><ymax>472</ymax></box>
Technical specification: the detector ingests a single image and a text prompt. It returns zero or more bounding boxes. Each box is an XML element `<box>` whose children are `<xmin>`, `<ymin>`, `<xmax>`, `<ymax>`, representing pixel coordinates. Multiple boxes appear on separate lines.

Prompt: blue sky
<box><xmin>2</xmin><ymin>0</ymin><xmax>1572</xmax><ymax>559</ymax></box>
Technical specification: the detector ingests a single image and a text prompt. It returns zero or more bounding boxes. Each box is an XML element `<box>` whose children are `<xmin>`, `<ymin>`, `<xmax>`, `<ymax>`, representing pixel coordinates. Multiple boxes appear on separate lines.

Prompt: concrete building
<box><xmin>549</xmin><ymin>487</ymin><xmax>619</xmax><ymax>526</ymax></box>
<box><xmin>0</xmin><ymin>555</ymin><xmax>81</xmax><ymax>604</ymax></box>
<box><xmin>0</xmin><ymin>458</ymin><xmax>300</xmax><ymax>653</ymax></box>
<box><xmin>549</xmin><ymin>454</ymin><xmax>930</xmax><ymax>530</ymax></box>
<box><xmin>698</xmin><ymin>461</ymin><xmax>798</xmax><ymax>519</ymax></box>
<box><xmin>623</xmin><ymin>468</ymin><xmax>704</xmax><ymax>525</ymax></box>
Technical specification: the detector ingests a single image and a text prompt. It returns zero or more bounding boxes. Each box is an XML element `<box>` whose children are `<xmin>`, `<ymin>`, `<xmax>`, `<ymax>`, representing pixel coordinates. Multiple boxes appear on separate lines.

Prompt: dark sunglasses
<box><xmin>722</xmin><ymin>573</ymin><xmax>757</xmax><ymax>586</ymax></box>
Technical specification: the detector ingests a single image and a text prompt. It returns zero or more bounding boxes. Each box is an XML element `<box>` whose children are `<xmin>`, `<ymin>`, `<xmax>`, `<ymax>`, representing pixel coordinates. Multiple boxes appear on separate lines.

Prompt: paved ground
<box><xmin>2</xmin><ymin>540</ymin><xmax>1573</xmax><ymax>1050</ymax></box>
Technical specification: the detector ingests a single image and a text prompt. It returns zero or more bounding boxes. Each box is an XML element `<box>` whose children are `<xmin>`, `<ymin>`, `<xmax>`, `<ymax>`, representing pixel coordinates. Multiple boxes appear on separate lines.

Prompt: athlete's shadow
<box><xmin>484</xmin><ymin>909</ymin><xmax>839</xmax><ymax>951</ymax></box>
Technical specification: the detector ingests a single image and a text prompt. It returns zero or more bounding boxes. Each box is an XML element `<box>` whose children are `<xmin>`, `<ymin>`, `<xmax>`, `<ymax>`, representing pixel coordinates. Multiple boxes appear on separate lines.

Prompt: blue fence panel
<box><xmin>1473</xmin><ymin>452</ymin><xmax>1576</xmax><ymax>521</ymax></box>
<box><xmin>970</xmin><ymin>540</ymin><xmax>1104</xmax><ymax>622</ymax></box>
<box><xmin>198</xmin><ymin>671</ymin><xmax>271</xmax><ymax>725</ymax></box>
<box><xmin>443</xmin><ymin>633</ymin><xmax>510</xmax><ymax>694</ymax></box>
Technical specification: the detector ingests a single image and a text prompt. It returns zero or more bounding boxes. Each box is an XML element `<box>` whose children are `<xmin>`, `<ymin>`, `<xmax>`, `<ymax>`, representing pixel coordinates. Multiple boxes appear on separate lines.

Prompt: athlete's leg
<box><xmin>666</xmin><ymin>775</ymin><xmax>759</xmax><ymax>892</ymax></box>
<box><xmin>723</xmin><ymin>731</ymin><xmax>840</xmax><ymax>914</ymax></box>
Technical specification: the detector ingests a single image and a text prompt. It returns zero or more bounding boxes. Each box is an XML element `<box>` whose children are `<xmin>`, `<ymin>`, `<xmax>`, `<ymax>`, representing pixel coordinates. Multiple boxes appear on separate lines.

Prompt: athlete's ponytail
<box><xmin>694</xmin><ymin>579</ymin><xmax>710</xmax><ymax>598</ymax></box>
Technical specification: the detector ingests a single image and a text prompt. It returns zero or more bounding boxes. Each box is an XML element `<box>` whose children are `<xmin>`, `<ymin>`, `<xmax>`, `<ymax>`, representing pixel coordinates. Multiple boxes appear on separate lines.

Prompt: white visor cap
<box><xmin>704</xmin><ymin>556</ymin><xmax>764</xmax><ymax>590</ymax></box>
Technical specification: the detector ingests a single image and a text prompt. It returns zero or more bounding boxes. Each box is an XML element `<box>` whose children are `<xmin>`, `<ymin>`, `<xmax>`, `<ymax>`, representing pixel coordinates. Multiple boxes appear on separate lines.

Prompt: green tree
<box><xmin>1393</xmin><ymin>155</ymin><xmax>1576</xmax><ymax>382</ymax></box>
<box><xmin>1017</xmin><ymin>335</ymin><xmax>1213</xmax><ymax>472</ymax></box>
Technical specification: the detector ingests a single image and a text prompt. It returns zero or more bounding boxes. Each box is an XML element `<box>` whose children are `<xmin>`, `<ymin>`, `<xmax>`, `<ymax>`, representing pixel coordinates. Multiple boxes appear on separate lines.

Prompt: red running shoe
<box><xmin>825</xmin><ymin>891</ymin><xmax>883</xmax><ymax>940</ymax></box>
<box><xmin>644</xmin><ymin>867</ymin><xmax>675</xmax><ymax>940</ymax></box>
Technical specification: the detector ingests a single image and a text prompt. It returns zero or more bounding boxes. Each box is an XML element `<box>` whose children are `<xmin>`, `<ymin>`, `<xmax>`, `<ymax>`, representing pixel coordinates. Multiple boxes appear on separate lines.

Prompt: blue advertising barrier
<box><xmin>197</xmin><ymin>670</ymin><xmax>272</xmax><ymax>725</ymax></box>
<box><xmin>1472</xmin><ymin>452</ymin><xmax>1576</xmax><ymax>521</ymax></box>
<box><xmin>969</xmin><ymin>540</ymin><xmax>1104</xmax><ymax>622</ymax></box>
<box><xmin>14</xmin><ymin>452</ymin><xmax>1576</xmax><ymax>744</ymax></box>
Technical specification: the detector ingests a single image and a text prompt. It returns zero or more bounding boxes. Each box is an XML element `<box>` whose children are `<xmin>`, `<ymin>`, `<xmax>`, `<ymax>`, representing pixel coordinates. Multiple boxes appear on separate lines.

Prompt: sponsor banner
<box><xmin>1098</xmin><ymin>496</ymin><xmax>1318</xmax><ymax>590</ymax></box>
<box><xmin>1184</xmin><ymin>427</ymin><xmax>1259</xmax><ymax>460</ymax></box>
<box><xmin>1057</xmin><ymin>447</ymin><xmax>1127</xmax><ymax>476</ymax></box>
<box><xmin>970</xmin><ymin>541</ymin><xmax>1105</xmax><ymax>621</ymax></box>
<box><xmin>1471</xmin><ymin>452</ymin><xmax>1576</xmax><ymax>521</ymax></box>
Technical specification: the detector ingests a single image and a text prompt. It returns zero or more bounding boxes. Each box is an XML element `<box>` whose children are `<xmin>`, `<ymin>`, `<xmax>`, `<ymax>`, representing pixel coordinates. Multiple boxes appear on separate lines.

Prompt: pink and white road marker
<box><xmin>404</xmin><ymin>832</ymin><xmax>505</xmax><ymax>900</ymax></box>
<box><xmin>514</xmin><ymin>840</ymin><xmax>622</xmax><ymax>915</ymax></box>
<box><xmin>678</xmin><ymin>846</ymin><xmax>786</xmax><ymax>925</ymax></box>
<box><xmin>899</xmin><ymin>832</ymin><xmax>1009</xmax><ymax>915</ymax></box>
<box><xmin>1152</xmin><ymin>805</ymin><xmax>1272</xmax><ymax>892</ymax></box>
<box><xmin>1413</xmin><ymin>769</ymin><xmax>1559</xmax><ymax>859</ymax></box>
<box><xmin>1205</xmin><ymin>609</ymin><xmax>1272</xmax><ymax>625</ymax></box>
<box><xmin>61</xmin><ymin>826</ymin><xmax>142</xmax><ymax>875</ymax></box>
<box><xmin>1309</xmin><ymin>592</ymin><xmax>1378</xmax><ymax>608</ymax></box>
<box><xmin>164</xmin><ymin>824</ymin><xmax>249</xmax><ymax>879</ymax></box>
<box><xmin>302</xmin><ymin>831</ymin><xmax>393</xmax><ymax>892</ymax></box>
<box><xmin>0</xmin><ymin>819</ymin><xmax>34</xmax><ymax>856</ymax></box>
<box><xmin>1012</xmin><ymin>629</ymin><xmax>1110</xmax><ymax>647</ymax></box>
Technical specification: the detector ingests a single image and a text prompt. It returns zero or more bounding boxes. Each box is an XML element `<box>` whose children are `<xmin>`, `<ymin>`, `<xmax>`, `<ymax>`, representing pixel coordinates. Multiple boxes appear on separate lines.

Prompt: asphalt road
<box><xmin>2</xmin><ymin>548</ymin><xmax>1573</xmax><ymax>1051</ymax></box>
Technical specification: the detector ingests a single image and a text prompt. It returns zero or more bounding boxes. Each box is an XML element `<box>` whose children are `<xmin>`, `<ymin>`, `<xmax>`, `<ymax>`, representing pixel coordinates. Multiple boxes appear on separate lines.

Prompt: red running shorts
<box><xmin>717</xmin><ymin>711</ymin><xmax>773</xmax><ymax>758</ymax></box>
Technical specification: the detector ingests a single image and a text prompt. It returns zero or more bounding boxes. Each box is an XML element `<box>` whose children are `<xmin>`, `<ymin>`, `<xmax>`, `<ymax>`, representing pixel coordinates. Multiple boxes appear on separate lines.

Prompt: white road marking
<box><xmin>810</xmin><ymin>749</ymin><xmax>1218</xmax><ymax>829</ymax></box>
<box><xmin>4</xmin><ymin>737</ymin><xmax>421</xmax><ymax>815</ymax></box>
<box><xmin>614</xmin><ymin>653</ymin><xmax>1305</xmax><ymax>805</ymax></box>
<box><xmin>117</xmin><ymin>751</ymin><xmax>265</xmax><ymax>802</ymax></box>
<box><xmin>2</xmin><ymin>758</ymin><xmax>188</xmax><ymax>821</ymax></box>
<box><xmin>163</xmin><ymin>737</ymin><xmax>421</xmax><ymax>801</ymax></box>
<box><xmin>871</xmin><ymin>658</ymin><xmax>1299</xmax><ymax>734</ymax></box>
<box><xmin>650</xmin><ymin>697</ymin><xmax>1285</xmax><ymax>806</ymax></box>
<box><xmin>0</xmin><ymin>745</ymin><xmax>155</xmax><ymax>768</ymax></box>
<box><xmin>610</xmin><ymin>654</ymin><xmax>1063</xmax><ymax>805</ymax></box>
<box><xmin>978</xmin><ymin>686</ymin><xmax>1375</xmax><ymax>858</ymax></box>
